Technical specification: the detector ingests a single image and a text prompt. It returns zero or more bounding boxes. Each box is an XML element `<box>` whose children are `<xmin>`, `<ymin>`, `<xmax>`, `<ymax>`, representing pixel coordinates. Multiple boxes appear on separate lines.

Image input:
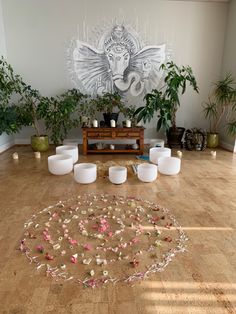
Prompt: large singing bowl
<box><xmin>56</xmin><ymin>145</ymin><xmax>79</xmax><ymax>164</ymax></box>
<box><xmin>158</xmin><ymin>157</ymin><xmax>181</xmax><ymax>175</ymax></box>
<box><xmin>48</xmin><ymin>154</ymin><xmax>73</xmax><ymax>175</ymax></box>
<box><xmin>149</xmin><ymin>147</ymin><xmax>171</xmax><ymax>164</ymax></box>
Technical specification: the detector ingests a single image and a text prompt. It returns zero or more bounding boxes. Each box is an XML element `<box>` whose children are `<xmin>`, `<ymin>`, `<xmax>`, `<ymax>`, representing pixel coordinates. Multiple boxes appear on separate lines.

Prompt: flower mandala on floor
<box><xmin>19</xmin><ymin>194</ymin><xmax>188</xmax><ymax>288</ymax></box>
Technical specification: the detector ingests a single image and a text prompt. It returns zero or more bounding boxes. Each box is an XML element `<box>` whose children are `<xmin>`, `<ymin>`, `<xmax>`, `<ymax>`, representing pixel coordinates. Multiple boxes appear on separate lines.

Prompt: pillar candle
<box><xmin>93</xmin><ymin>119</ymin><xmax>98</xmax><ymax>127</ymax></box>
<box><xmin>12</xmin><ymin>152</ymin><xmax>19</xmax><ymax>160</ymax></box>
<box><xmin>126</xmin><ymin>120</ymin><xmax>131</xmax><ymax>128</ymax></box>
<box><xmin>34</xmin><ymin>151</ymin><xmax>41</xmax><ymax>159</ymax></box>
<box><xmin>110</xmin><ymin>120</ymin><xmax>116</xmax><ymax>127</ymax></box>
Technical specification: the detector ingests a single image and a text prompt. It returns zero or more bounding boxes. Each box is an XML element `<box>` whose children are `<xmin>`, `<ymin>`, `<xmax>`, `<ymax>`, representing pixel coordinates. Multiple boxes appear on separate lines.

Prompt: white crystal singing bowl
<box><xmin>149</xmin><ymin>147</ymin><xmax>171</xmax><ymax>164</ymax></box>
<box><xmin>109</xmin><ymin>166</ymin><xmax>127</xmax><ymax>184</ymax></box>
<box><xmin>158</xmin><ymin>156</ymin><xmax>181</xmax><ymax>175</ymax></box>
<box><xmin>137</xmin><ymin>163</ymin><xmax>158</xmax><ymax>183</ymax></box>
<box><xmin>56</xmin><ymin>145</ymin><xmax>79</xmax><ymax>164</ymax></box>
<box><xmin>48</xmin><ymin>154</ymin><xmax>73</xmax><ymax>175</ymax></box>
<box><xmin>74</xmin><ymin>163</ymin><xmax>97</xmax><ymax>184</ymax></box>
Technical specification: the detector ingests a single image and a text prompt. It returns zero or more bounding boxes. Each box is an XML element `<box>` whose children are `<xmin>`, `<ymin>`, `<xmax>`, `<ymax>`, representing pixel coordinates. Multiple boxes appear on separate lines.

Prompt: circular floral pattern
<box><xmin>19</xmin><ymin>194</ymin><xmax>188</xmax><ymax>288</ymax></box>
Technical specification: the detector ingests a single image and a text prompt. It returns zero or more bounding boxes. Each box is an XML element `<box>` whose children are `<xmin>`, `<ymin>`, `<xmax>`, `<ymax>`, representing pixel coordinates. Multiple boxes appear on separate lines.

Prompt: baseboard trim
<box><xmin>8</xmin><ymin>137</ymin><xmax>166</xmax><ymax>148</ymax></box>
<box><xmin>220</xmin><ymin>140</ymin><xmax>236</xmax><ymax>152</ymax></box>
<box><xmin>0</xmin><ymin>139</ymin><xmax>15</xmax><ymax>153</ymax></box>
<box><xmin>14</xmin><ymin>138</ymin><xmax>31</xmax><ymax>145</ymax></box>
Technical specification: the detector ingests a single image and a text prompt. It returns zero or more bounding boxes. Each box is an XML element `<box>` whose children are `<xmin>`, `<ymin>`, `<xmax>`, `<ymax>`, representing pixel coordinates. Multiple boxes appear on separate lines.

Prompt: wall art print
<box><xmin>70</xmin><ymin>24</ymin><xmax>166</xmax><ymax>98</ymax></box>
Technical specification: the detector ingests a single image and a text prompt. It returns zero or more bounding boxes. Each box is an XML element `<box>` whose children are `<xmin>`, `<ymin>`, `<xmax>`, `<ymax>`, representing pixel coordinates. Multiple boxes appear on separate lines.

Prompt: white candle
<box><xmin>211</xmin><ymin>151</ymin><xmax>216</xmax><ymax>157</ymax></box>
<box><xmin>12</xmin><ymin>152</ymin><xmax>19</xmax><ymax>160</ymax></box>
<box><xmin>177</xmin><ymin>150</ymin><xmax>182</xmax><ymax>158</ymax></box>
<box><xmin>92</xmin><ymin>119</ymin><xmax>98</xmax><ymax>128</ymax></box>
<box><xmin>110</xmin><ymin>119</ymin><xmax>116</xmax><ymax>127</ymax></box>
<box><xmin>34</xmin><ymin>151</ymin><xmax>41</xmax><ymax>159</ymax></box>
<box><xmin>110</xmin><ymin>144</ymin><xmax>115</xmax><ymax>150</ymax></box>
<box><xmin>126</xmin><ymin>120</ymin><xmax>131</xmax><ymax>128</ymax></box>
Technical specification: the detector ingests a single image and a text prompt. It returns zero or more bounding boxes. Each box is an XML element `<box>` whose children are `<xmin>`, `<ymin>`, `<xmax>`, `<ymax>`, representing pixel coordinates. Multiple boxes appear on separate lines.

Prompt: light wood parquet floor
<box><xmin>0</xmin><ymin>145</ymin><xmax>236</xmax><ymax>314</ymax></box>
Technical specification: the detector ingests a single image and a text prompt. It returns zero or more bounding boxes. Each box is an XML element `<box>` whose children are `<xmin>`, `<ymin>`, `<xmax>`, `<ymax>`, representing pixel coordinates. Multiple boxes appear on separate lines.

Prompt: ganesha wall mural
<box><xmin>70</xmin><ymin>24</ymin><xmax>166</xmax><ymax>99</ymax></box>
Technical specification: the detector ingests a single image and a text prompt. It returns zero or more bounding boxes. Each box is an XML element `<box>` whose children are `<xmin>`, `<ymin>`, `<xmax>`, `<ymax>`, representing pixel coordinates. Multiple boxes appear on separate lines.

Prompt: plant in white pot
<box><xmin>203</xmin><ymin>73</ymin><xmax>236</xmax><ymax>148</ymax></box>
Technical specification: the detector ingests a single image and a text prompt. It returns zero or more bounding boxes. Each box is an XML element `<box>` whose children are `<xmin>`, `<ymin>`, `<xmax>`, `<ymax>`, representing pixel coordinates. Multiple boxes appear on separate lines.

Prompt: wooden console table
<box><xmin>82</xmin><ymin>127</ymin><xmax>145</xmax><ymax>155</ymax></box>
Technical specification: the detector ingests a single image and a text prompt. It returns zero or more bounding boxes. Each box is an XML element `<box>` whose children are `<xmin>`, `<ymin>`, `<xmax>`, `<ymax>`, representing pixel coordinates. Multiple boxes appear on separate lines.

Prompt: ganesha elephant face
<box><xmin>106</xmin><ymin>47</ymin><xmax>130</xmax><ymax>80</ymax></box>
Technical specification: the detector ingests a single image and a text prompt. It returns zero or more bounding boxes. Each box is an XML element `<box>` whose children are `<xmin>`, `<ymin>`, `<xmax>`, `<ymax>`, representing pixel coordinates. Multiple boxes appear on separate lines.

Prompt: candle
<box><xmin>12</xmin><ymin>152</ymin><xmax>19</xmax><ymax>160</ymax></box>
<box><xmin>126</xmin><ymin>120</ymin><xmax>131</xmax><ymax>128</ymax></box>
<box><xmin>211</xmin><ymin>151</ymin><xmax>216</xmax><ymax>157</ymax></box>
<box><xmin>92</xmin><ymin>119</ymin><xmax>98</xmax><ymax>127</ymax></box>
<box><xmin>177</xmin><ymin>150</ymin><xmax>182</xmax><ymax>158</ymax></box>
<box><xmin>34</xmin><ymin>151</ymin><xmax>41</xmax><ymax>159</ymax></box>
<box><xmin>110</xmin><ymin>144</ymin><xmax>115</xmax><ymax>150</ymax></box>
<box><xmin>110</xmin><ymin>119</ymin><xmax>116</xmax><ymax>127</ymax></box>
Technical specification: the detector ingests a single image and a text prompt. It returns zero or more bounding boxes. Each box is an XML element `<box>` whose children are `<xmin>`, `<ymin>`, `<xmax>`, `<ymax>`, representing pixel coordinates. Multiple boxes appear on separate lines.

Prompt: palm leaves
<box><xmin>203</xmin><ymin>73</ymin><xmax>236</xmax><ymax>135</ymax></box>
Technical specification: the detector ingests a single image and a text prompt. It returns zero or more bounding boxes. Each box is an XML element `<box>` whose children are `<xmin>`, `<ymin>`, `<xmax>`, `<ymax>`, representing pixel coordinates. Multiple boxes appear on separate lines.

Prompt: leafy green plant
<box><xmin>135</xmin><ymin>61</ymin><xmax>199</xmax><ymax>131</ymax></box>
<box><xmin>39</xmin><ymin>89</ymin><xmax>86</xmax><ymax>145</ymax></box>
<box><xmin>0</xmin><ymin>105</ymin><xmax>22</xmax><ymax>135</ymax></box>
<box><xmin>203</xmin><ymin>73</ymin><xmax>236</xmax><ymax>136</ymax></box>
<box><xmin>94</xmin><ymin>92</ymin><xmax>125</xmax><ymax>114</ymax></box>
<box><xmin>77</xmin><ymin>96</ymin><xmax>97</xmax><ymax>123</ymax></box>
<box><xmin>0</xmin><ymin>56</ymin><xmax>42</xmax><ymax>136</ymax></box>
<box><xmin>123</xmin><ymin>104</ymin><xmax>137</xmax><ymax>121</ymax></box>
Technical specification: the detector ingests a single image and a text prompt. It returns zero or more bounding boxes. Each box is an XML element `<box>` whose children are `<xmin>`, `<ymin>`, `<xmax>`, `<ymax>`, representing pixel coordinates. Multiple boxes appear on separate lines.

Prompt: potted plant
<box><xmin>39</xmin><ymin>89</ymin><xmax>86</xmax><ymax>146</ymax></box>
<box><xmin>203</xmin><ymin>73</ymin><xmax>236</xmax><ymax>148</ymax></box>
<box><xmin>77</xmin><ymin>95</ymin><xmax>97</xmax><ymax>127</ymax></box>
<box><xmin>0</xmin><ymin>56</ymin><xmax>49</xmax><ymax>151</ymax></box>
<box><xmin>123</xmin><ymin>105</ymin><xmax>136</xmax><ymax>121</ymax></box>
<box><xmin>135</xmin><ymin>61</ymin><xmax>199</xmax><ymax>148</ymax></box>
<box><xmin>94</xmin><ymin>92</ymin><xmax>124</xmax><ymax>127</ymax></box>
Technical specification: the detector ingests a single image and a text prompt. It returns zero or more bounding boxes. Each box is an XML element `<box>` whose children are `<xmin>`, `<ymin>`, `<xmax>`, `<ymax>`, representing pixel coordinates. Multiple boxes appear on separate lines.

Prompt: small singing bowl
<box><xmin>109</xmin><ymin>166</ymin><xmax>127</xmax><ymax>184</ymax></box>
<box><xmin>74</xmin><ymin>163</ymin><xmax>97</xmax><ymax>184</ymax></box>
<box><xmin>137</xmin><ymin>163</ymin><xmax>158</xmax><ymax>182</ymax></box>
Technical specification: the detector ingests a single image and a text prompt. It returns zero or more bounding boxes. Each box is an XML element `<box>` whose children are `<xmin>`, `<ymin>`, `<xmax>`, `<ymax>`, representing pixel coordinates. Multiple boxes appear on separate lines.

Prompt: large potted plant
<box><xmin>39</xmin><ymin>89</ymin><xmax>86</xmax><ymax>145</ymax></box>
<box><xmin>135</xmin><ymin>61</ymin><xmax>199</xmax><ymax>148</ymax></box>
<box><xmin>0</xmin><ymin>56</ymin><xmax>49</xmax><ymax>151</ymax></box>
<box><xmin>203</xmin><ymin>73</ymin><xmax>236</xmax><ymax>148</ymax></box>
<box><xmin>94</xmin><ymin>92</ymin><xmax>124</xmax><ymax>127</ymax></box>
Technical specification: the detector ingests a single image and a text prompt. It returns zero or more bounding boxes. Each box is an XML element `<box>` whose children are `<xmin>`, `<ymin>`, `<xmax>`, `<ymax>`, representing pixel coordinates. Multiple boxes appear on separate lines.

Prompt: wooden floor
<box><xmin>0</xmin><ymin>145</ymin><xmax>236</xmax><ymax>314</ymax></box>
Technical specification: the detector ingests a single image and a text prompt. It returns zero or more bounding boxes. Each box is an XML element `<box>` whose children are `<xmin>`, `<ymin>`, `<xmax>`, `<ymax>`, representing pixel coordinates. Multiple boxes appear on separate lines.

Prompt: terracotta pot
<box><xmin>31</xmin><ymin>135</ymin><xmax>49</xmax><ymax>152</ymax></box>
<box><xmin>207</xmin><ymin>133</ymin><xmax>219</xmax><ymax>148</ymax></box>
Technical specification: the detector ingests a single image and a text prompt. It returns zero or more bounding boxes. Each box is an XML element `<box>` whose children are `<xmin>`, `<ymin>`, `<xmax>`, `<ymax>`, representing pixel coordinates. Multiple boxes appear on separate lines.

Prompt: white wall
<box><xmin>220</xmin><ymin>0</ymin><xmax>236</xmax><ymax>152</ymax></box>
<box><xmin>1</xmin><ymin>0</ymin><xmax>228</xmax><ymax>143</ymax></box>
<box><xmin>0</xmin><ymin>0</ymin><xmax>14</xmax><ymax>152</ymax></box>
